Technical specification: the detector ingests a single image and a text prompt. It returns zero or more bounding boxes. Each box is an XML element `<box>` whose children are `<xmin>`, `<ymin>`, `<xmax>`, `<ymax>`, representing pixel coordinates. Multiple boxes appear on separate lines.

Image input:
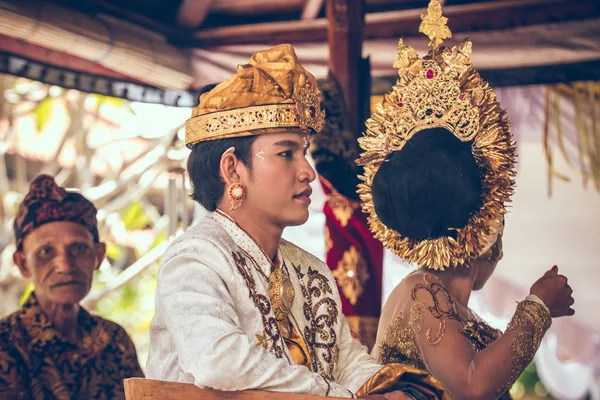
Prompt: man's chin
<box><xmin>283</xmin><ymin>209</ymin><xmax>310</xmax><ymax>227</ymax></box>
<box><xmin>47</xmin><ymin>287</ymin><xmax>89</xmax><ymax>305</ymax></box>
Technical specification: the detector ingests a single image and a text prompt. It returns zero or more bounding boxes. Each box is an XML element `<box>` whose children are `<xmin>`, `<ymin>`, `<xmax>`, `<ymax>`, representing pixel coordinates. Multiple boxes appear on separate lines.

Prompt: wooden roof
<box><xmin>52</xmin><ymin>0</ymin><xmax>600</xmax><ymax>47</ymax></box>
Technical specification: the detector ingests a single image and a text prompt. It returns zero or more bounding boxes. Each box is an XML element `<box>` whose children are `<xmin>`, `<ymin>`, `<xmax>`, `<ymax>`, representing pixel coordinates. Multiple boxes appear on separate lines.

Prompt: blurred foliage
<box><xmin>511</xmin><ymin>362</ymin><xmax>554</xmax><ymax>399</ymax></box>
<box><xmin>34</xmin><ymin>97</ymin><xmax>54</xmax><ymax>131</ymax></box>
<box><xmin>19</xmin><ymin>282</ymin><xmax>35</xmax><ymax>306</ymax></box>
<box><xmin>92</xmin><ymin>200</ymin><xmax>164</xmax><ymax>366</ymax></box>
<box><xmin>122</xmin><ymin>202</ymin><xmax>151</xmax><ymax>231</ymax></box>
<box><xmin>93</xmin><ymin>266</ymin><xmax>158</xmax><ymax>368</ymax></box>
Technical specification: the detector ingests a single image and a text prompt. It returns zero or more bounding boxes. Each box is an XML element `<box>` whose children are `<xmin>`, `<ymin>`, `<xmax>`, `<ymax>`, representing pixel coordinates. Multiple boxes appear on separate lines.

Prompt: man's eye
<box><xmin>72</xmin><ymin>244</ymin><xmax>88</xmax><ymax>254</ymax></box>
<box><xmin>37</xmin><ymin>247</ymin><xmax>53</xmax><ymax>257</ymax></box>
<box><xmin>279</xmin><ymin>151</ymin><xmax>292</xmax><ymax>159</ymax></box>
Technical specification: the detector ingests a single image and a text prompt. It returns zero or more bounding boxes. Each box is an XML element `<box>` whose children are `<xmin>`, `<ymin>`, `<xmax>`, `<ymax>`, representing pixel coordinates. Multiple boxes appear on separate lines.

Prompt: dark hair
<box><xmin>187</xmin><ymin>83</ymin><xmax>258</xmax><ymax>211</ymax></box>
<box><xmin>371</xmin><ymin>127</ymin><xmax>482</xmax><ymax>241</ymax></box>
<box><xmin>187</xmin><ymin>136</ymin><xmax>257</xmax><ymax>211</ymax></box>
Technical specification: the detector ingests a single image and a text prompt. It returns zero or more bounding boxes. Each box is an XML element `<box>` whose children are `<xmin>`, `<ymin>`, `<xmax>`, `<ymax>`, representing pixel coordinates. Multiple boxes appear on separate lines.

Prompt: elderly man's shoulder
<box><xmin>0</xmin><ymin>308</ymin><xmax>30</xmax><ymax>354</ymax></box>
<box><xmin>91</xmin><ymin>313</ymin><xmax>135</xmax><ymax>344</ymax></box>
<box><xmin>0</xmin><ymin>310</ymin><xmax>18</xmax><ymax>346</ymax></box>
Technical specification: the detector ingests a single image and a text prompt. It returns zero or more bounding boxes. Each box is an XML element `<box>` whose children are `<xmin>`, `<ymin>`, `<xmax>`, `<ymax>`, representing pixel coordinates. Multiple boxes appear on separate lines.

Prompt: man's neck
<box><xmin>220</xmin><ymin>209</ymin><xmax>282</xmax><ymax>262</ymax></box>
<box><xmin>37</xmin><ymin>296</ymin><xmax>80</xmax><ymax>342</ymax></box>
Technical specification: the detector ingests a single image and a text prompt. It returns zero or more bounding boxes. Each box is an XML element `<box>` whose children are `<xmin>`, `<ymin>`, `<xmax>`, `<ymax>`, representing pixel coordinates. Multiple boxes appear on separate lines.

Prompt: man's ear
<box><xmin>94</xmin><ymin>242</ymin><xmax>106</xmax><ymax>271</ymax></box>
<box><xmin>219</xmin><ymin>147</ymin><xmax>242</xmax><ymax>186</ymax></box>
<box><xmin>13</xmin><ymin>251</ymin><xmax>32</xmax><ymax>278</ymax></box>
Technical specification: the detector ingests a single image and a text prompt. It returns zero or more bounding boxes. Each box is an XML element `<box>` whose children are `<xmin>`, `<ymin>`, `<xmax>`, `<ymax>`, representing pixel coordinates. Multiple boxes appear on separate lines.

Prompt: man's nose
<box><xmin>52</xmin><ymin>251</ymin><xmax>77</xmax><ymax>273</ymax></box>
<box><xmin>298</xmin><ymin>157</ymin><xmax>317</xmax><ymax>183</ymax></box>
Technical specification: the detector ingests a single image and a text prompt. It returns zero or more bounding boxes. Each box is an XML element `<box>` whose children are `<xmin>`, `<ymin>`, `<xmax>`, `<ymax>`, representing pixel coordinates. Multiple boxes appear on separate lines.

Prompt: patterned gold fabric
<box><xmin>375</xmin><ymin>273</ymin><xmax>552</xmax><ymax>399</ymax></box>
<box><xmin>282</xmin><ymin>323</ymin><xmax>312</xmax><ymax>367</ymax></box>
<box><xmin>0</xmin><ymin>293</ymin><xmax>143</xmax><ymax>399</ymax></box>
<box><xmin>185</xmin><ymin>44</ymin><xmax>325</xmax><ymax>147</ymax></box>
<box><xmin>377</xmin><ymin>275</ymin><xmax>502</xmax><ymax>372</ymax></box>
<box><xmin>356</xmin><ymin>364</ymin><xmax>451</xmax><ymax>399</ymax></box>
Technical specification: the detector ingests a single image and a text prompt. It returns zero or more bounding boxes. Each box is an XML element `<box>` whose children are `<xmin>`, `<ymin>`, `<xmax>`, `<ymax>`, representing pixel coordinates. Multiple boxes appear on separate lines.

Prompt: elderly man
<box><xmin>0</xmin><ymin>175</ymin><xmax>144</xmax><ymax>399</ymax></box>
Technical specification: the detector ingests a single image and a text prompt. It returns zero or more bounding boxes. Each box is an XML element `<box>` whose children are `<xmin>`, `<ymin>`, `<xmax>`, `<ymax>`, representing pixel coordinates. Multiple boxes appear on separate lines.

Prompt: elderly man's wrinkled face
<box><xmin>13</xmin><ymin>221</ymin><xmax>105</xmax><ymax>306</ymax></box>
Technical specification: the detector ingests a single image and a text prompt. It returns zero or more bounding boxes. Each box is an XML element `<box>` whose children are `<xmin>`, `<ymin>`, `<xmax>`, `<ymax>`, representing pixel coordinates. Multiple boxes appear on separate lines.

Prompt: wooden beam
<box><xmin>212</xmin><ymin>0</ymin><xmax>305</xmax><ymax>15</ymax></box>
<box><xmin>189</xmin><ymin>0</ymin><xmax>600</xmax><ymax>46</ymax></box>
<box><xmin>192</xmin><ymin>18</ymin><xmax>328</xmax><ymax>45</ymax></box>
<box><xmin>177</xmin><ymin>0</ymin><xmax>217</xmax><ymax>29</ymax></box>
<box><xmin>301</xmin><ymin>0</ymin><xmax>324</xmax><ymax>19</ymax></box>
<box><xmin>326</xmin><ymin>0</ymin><xmax>367</xmax><ymax>137</ymax></box>
<box><xmin>363</xmin><ymin>0</ymin><xmax>596</xmax><ymax>39</ymax></box>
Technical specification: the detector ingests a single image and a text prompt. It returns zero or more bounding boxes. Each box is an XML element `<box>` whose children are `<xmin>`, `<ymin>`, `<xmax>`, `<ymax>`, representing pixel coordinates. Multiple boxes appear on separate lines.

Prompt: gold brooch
<box><xmin>268</xmin><ymin>266</ymin><xmax>295</xmax><ymax>333</ymax></box>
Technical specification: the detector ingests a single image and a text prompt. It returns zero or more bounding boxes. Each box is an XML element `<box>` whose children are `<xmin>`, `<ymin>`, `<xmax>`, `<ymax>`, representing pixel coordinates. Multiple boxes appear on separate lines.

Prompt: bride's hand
<box><xmin>529</xmin><ymin>266</ymin><xmax>575</xmax><ymax>317</ymax></box>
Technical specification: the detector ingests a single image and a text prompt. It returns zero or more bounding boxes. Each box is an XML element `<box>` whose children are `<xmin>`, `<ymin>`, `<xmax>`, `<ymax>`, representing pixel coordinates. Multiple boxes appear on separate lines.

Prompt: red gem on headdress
<box><xmin>397</xmin><ymin>102</ymin><xmax>404</xmax><ymax>107</ymax></box>
<box><xmin>307</xmin><ymin>81</ymin><xmax>313</xmax><ymax>87</ymax></box>
<box><xmin>309</xmin><ymin>106</ymin><xmax>316</xmax><ymax>118</ymax></box>
<box><xmin>459</xmin><ymin>94</ymin><xmax>465</xmax><ymax>100</ymax></box>
<box><xmin>426</xmin><ymin>70</ymin><xmax>434</xmax><ymax>79</ymax></box>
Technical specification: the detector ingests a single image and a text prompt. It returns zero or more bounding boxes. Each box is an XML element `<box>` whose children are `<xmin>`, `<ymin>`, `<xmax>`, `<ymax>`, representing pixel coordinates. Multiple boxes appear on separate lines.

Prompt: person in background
<box><xmin>0</xmin><ymin>174</ymin><xmax>144</xmax><ymax>400</ymax></box>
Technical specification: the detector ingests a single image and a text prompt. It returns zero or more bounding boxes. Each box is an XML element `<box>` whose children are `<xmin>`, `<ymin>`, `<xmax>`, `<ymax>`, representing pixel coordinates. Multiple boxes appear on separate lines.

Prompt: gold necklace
<box><xmin>215</xmin><ymin>209</ymin><xmax>295</xmax><ymax>329</ymax></box>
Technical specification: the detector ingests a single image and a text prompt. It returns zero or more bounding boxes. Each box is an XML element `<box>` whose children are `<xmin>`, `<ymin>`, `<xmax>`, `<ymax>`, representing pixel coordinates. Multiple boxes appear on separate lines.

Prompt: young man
<box><xmin>146</xmin><ymin>45</ymin><xmax>447</xmax><ymax>399</ymax></box>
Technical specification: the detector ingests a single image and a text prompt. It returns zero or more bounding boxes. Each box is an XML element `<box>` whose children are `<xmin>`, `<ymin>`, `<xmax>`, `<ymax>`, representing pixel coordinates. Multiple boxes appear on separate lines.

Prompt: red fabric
<box><xmin>320</xmin><ymin>176</ymin><xmax>383</xmax><ymax>318</ymax></box>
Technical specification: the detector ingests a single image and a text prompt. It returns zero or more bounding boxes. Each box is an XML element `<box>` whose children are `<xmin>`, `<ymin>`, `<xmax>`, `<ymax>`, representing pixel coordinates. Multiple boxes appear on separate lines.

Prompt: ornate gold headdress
<box><xmin>185</xmin><ymin>44</ymin><xmax>325</xmax><ymax>148</ymax></box>
<box><xmin>357</xmin><ymin>0</ymin><xmax>517</xmax><ymax>270</ymax></box>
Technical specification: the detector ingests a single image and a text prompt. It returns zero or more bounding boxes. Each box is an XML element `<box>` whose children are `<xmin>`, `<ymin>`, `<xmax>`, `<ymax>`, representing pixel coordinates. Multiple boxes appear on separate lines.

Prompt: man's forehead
<box><xmin>24</xmin><ymin>222</ymin><xmax>94</xmax><ymax>246</ymax></box>
<box><xmin>258</xmin><ymin>131</ymin><xmax>308</xmax><ymax>147</ymax></box>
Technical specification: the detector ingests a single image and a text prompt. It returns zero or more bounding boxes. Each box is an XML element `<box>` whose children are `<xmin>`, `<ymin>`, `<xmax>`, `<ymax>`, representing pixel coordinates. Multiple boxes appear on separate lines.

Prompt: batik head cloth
<box><xmin>14</xmin><ymin>175</ymin><xmax>99</xmax><ymax>250</ymax></box>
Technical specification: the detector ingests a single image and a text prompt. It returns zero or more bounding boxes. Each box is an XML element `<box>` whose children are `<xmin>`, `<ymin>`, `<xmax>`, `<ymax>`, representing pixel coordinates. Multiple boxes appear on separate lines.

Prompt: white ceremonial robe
<box><xmin>146</xmin><ymin>211</ymin><xmax>383</xmax><ymax>397</ymax></box>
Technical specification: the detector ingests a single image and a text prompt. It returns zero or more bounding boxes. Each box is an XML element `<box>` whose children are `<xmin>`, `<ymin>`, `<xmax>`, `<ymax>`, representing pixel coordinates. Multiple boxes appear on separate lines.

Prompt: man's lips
<box><xmin>293</xmin><ymin>187</ymin><xmax>313</xmax><ymax>199</ymax></box>
<box><xmin>51</xmin><ymin>280</ymin><xmax>82</xmax><ymax>288</ymax></box>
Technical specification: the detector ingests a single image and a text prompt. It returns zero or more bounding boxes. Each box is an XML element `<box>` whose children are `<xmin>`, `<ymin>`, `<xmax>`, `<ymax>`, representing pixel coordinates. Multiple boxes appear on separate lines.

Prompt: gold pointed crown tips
<box><xmin>356</xmin><ymin>0</ymin><xmax>516</xmax><ymax>271</ymax></box>
<box><xmin>419</xmin><ymin>0</ymin><xmax>452</xmax><ymax>49</ymax></box>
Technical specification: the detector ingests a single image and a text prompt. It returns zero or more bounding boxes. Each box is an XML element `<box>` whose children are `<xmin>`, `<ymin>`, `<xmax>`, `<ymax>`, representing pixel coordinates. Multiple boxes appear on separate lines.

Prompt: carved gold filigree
<box><xmin>185</xmin><ymin>83</ymin><xmax>325</xmax><ymax>148</ymax></box>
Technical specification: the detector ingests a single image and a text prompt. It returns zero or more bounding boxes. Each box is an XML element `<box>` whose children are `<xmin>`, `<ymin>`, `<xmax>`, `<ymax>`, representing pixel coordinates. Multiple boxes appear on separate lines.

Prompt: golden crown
<box><xmin>357</xmin><ymin>0</ymin><xmax>517</xmax><ymax>270</ymax></box>
<box><xmin>184</xmin><ymin>44</ymin><xmax>325</xmax><ymax>147</ymax></box>
<box><xmin>185</xmin><ymin>82</ymin><xmax>325</xmax><ymax>147</ymax></box>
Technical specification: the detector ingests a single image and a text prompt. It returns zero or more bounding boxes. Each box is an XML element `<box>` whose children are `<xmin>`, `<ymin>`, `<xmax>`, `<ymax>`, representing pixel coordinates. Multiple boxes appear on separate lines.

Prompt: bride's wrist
<box><xmin>525</xmin><ymin>294</ymin><xmax>551</xmax><ymax>316</ymax></box>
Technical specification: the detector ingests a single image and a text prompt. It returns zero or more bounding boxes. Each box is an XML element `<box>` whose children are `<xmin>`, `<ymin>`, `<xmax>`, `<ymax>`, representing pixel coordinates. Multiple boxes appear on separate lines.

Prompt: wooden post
<box><xmin>326</xmin><ymin>0</ymin><xmax>369</xmax><ymax>138</ymax></box>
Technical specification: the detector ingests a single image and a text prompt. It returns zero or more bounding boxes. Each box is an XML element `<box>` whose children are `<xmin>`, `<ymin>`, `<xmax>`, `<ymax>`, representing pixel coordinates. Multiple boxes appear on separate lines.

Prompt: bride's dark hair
<box><xmin>371</xmin><ymin>127</ymin><xmax>483</xmax><ymax>241</ymax></box>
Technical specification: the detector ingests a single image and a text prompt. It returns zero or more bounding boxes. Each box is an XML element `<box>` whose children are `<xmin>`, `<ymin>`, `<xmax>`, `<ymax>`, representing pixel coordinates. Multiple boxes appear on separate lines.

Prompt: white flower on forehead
<box><xmin>255</xmin><ymin>150</ymin><xmax>265</xmax><ymax>160</ymax></box>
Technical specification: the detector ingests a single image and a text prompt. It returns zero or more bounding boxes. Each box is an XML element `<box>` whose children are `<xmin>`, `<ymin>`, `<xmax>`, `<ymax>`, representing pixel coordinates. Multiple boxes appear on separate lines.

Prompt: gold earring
<box><xmin>227</xmin><ymin>182</ymin><xmax>246</xmax><ymax>210</ymax></box>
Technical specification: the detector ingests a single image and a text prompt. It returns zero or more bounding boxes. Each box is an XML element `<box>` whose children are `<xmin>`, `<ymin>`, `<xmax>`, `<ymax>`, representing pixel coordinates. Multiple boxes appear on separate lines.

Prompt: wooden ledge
<box><xmin>124</xmin><ymin>378</ymin><xmax>330</xmax><ymax>400</ymax></box>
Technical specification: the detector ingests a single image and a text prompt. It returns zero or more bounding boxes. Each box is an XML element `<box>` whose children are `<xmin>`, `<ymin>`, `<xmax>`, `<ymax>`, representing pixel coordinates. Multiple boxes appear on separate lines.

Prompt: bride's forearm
<box><xmin>440</xmin><ymin>299</ymin><xmax>551</xmax><ymax>399</ymax></box>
